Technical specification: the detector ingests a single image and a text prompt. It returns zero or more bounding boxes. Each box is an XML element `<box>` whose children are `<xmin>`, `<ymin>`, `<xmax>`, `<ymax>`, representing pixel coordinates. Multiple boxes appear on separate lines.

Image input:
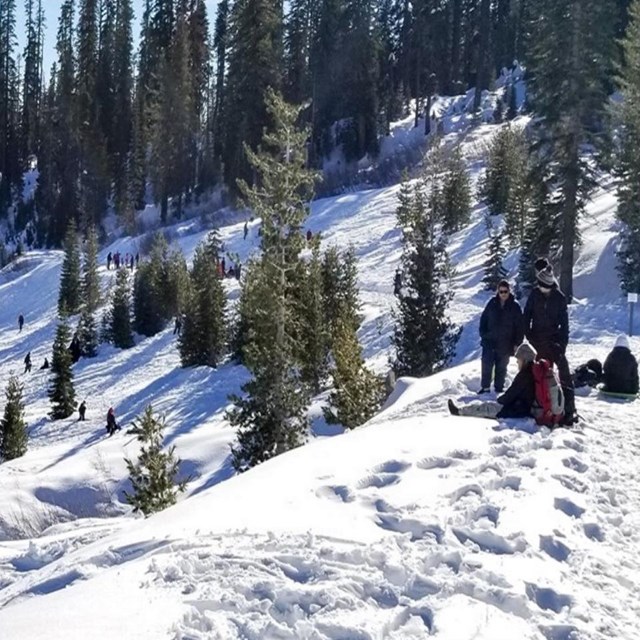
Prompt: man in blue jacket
<box><xmin>478</xmin><ymin>280</ymin><xmax>523</xmax><ymax>394</ymax></box>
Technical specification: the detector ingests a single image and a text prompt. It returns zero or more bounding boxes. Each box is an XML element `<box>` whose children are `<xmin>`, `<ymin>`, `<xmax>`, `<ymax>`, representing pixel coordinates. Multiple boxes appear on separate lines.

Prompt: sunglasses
<box><xmin>498</xmin><ymin>289</ymin><xmax>510</xmax><ymax>294</ymax></box>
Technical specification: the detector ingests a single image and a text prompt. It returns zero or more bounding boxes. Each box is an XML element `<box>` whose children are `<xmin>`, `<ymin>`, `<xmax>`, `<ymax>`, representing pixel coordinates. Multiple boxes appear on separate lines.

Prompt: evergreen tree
<box><xmin>124</xmin><ymin>405</ymin><xmax>185</xmax><ymax>516</ymax></box>
<box><xmin>212</xmin><ymin>0</ymin><xmax>229</xmax><ymax>163</ymax></box>
<box><xmin>179</xmin><ymin>231</ymin><xmax>227</xmax><ymax>367</ymax></box>
<box><xmin>58</xmin><ymin>220</ymin><xmax>82</xmax><ymax>315</ymax></box>
<box><xmin>298</xmin><ymin>241</ymin><xmax>330</xmax><ymax>393</ymax></box>
<box><xmin>77</xmin><ymin>307</ymin><xmax>98</xmax><ymax>357</ymax></box>
<box><xmin>20</xmin><ymin>0</ymin><xmax>44</xmax><ymax>164</ymax></box>
<box><xmin>134</xmin><ymin>233</ymin><xmax>187</xmax><ymax>336</ymax></box>
<box><xmin>82</xmin><ymin>224</ymin><xmax>100</xmax><ymax>312</ymax></box>
<box><xmin>223</xmin><ymin>0</ymin><xmax>283</xmax><ymax>194</ymax></box>
<box><xmin>49</xmin><ymin>315</ymin><xmax>77</xmax><ymax>419</ymax></box>
<box><xmin>616</xmin><ymin>0</ymin><xmax>640</xmax><ymax>293</ymax></box>
<box><xmin>0</xmin><ymin>0</ymin><xmax>20</xmax><ymax>211</ymax></box>
<box><xmin>482</xmin><ymin>224</ymin><xmax>508</xmax><ymax>291</ymax></box>
<box><xmin>110</xmin><ymin>267</ymin><xmax>134</xmax><ymax>348</ymax></box>
<box><xmin>393</xmin><ymin>165</ymin><xmax>461</xmax><ymax>377</ymax></box>
<box><xmin>0</xmin><ymin>375</ymin><xmax>28</xmax><ymax>461</ymax></box>
<box><xmin>527</xmin><ymin>0</ymin><xmax>616</xmax><ymax>300</ymax></box>
<box><xmin>227</xmin><ymin>90</ymin><xmax>318</xmax><ymax>472</ymax></box>
<box><xmin>440</xmin><ymin>145</ymin><xmax>471</xmax><ymax>234</ymax></box>
<box><xmin>324</xmin><ymin>316</ymin><xmax>383</xmax><ymax>430</ymax></box>
<box><xmin>322</xmin><ymin>245</ymin><xmax>361</xmax><ymax>336</ymax></box>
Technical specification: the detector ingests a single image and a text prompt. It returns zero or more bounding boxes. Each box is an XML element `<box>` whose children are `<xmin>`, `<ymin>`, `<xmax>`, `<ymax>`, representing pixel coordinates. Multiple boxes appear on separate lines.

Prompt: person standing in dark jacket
<box><xmin>478</xmin><ymin>280</ymin><xmax>523</xmax><ymax>393</ymax></box>
<box><xmin>523</xmin><ymin>262</ymin><xmax>576</xmax><ymax>424</ymax></box>
<box><xmin>448</xmin><ymin>343</ymin><xmax>537</xmax><ymax>419</ymax></box>
<box><xmin>603</xmin><ymin>335</ymin><xmax>639</xmax><ymax>395</ymax></box>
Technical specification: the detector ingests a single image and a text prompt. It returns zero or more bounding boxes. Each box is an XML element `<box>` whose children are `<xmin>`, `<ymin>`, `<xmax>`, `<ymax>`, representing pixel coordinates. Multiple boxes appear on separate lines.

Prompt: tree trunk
<box><xmin>560</xmin><ymin>136</ymin><xmax>579</xmax><ymax>303</ymax></box>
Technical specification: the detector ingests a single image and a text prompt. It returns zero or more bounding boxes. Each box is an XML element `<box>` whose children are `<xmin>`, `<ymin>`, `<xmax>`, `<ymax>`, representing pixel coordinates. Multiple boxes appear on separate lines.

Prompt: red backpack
<box><xmin>532</xmin><ymin>359</ymin><xmax>565</xmax><ymax>426</ymax></box>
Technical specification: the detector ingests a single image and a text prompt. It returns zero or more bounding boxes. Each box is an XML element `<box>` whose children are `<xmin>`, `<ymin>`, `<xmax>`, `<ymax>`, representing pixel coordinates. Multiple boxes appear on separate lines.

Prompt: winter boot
<box><xmin>448</xmin><ymin>399</ymin><xmax>460</xmax><ymax>416</ymax></box>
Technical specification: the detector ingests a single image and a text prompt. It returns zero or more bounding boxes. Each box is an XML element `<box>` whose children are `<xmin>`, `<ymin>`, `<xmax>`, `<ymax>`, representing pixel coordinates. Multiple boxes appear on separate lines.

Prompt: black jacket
<box><xmin>479</xmin><ymin>294</ymin><xmax>524</xmax><ymax>356</ymax></box>
<box><xmin>496</xmin><ymin>362</ymin><xmax>535</xmax><ymax>418</ymax></box>
<box><xmin>523</xmin><ymin>287</ymin><xmax>569</xmax><ymax>352</ymax></box>
<box><xmin>603</xmin><ymin>347</ymin><xmax>639</xmax><ymax>395</ymax></box>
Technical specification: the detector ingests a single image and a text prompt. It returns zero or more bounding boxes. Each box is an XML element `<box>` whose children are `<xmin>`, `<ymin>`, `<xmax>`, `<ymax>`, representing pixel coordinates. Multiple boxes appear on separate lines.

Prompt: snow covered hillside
<box><xmin>1</xmin><ymin>115</ymin><xmax>639</xmax><ymax>639</ymax></box>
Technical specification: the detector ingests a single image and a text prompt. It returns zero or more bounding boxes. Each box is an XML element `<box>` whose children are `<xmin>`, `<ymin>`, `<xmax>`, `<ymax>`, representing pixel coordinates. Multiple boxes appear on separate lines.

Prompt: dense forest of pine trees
<box><xmin>1</xmin><ymin>0</ymin><xmax>633</xmax><ymax>252</ymax></box>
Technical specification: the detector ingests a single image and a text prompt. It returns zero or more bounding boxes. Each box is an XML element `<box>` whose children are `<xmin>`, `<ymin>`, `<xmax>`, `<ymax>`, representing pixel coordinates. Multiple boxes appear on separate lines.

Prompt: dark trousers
<box><xmin>534</xmin><ymin>343</ymin><xmax>575</xmax><ymax>415</ymax></box>
<box><xmin>481</xmin><ymin>348</ymin><xmax>510</xmax><ymax>392</ymax></box>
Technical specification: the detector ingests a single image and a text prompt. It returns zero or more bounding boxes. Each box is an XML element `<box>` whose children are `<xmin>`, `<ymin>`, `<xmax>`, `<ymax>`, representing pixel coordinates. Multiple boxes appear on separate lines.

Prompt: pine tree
<box><xmin>223</xmin><ymin>0</ymin><xmax>283</xmax><ymax>194</ymax></box>
<box><xmin>58</xmin><ymin>220</ymin><xmax>82</xmax><ymax>315</ymax></box>
<box><xmin>483</xmin><ymin>224</ymin><xmax>508</xmax><ymax>291</ymax></box>
<box><xmin>77</xmin><ymin>307</ymin><xmax>98</xmax><ymax>357</ymax></box>
<box><xmin>440</xmin><ymin>145</ymin><xmax>471</xmax><ymax>234</ymax></box>
<box><xmin>322</xmin><ymin>245</ymin><xmax>361</xmax><ymax>337</ymax></box>
<box><xmin>49</xmin><ymin>315</ymin><xmax>77</xmax><ymax>419</ymax></box>
<box><xmin>528</xmin><ymin>0</ymin><xmax>616</xmax><ymax>300</ymax></box>
<box><xmin>227</xmin><ymin>90</ymin><xmax>318</xmax><ymax>472</ymax></box>
<box><xmin>324</xmin><ymin>316</ymin><xmax>383</xmax><ymax>429</ymax></box>
<box><xmin>297</xmin><ymin>241</ymin><xmax>330</xmax><ymax>393</ymax></box>
<box><xmin>124</xmin><ymin>406</ymin><xmax>185</xmax><ymax>516</ymax></box>
<box><xmin>393</xmin><ymin>165</ymin><xmax>461</xmax><ymax>377</ymax></box>
<box><xmin>110</xmin><ymin>267</ymin><xmax>134</xmax><ymax>348</ymax></box>
<box><xmin>82</xmin><ymin>224</ymin><xmax>100</xmax><ymax>312</ymax></box>
<box><xmin>616</xmin><ymin>0</ymin><xmax>640</xmax><ymax>293</ymax></box>
<box><xmin>0</xmin><ymin>375</ymin><xmax>28</xmax><ymax>461</ymax></box>
<box><xmin>134</xmin><ymin>234</ymin><xmax>188</xmax><ymax>337</ymax></box>
<box><xmin>179</xmin><ymin>231</ymin><xmax>227</xmax><ymax>367</ymax></box>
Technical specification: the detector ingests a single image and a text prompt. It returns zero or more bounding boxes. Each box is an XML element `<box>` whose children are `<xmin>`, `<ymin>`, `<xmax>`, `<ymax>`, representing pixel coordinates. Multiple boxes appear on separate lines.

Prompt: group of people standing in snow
<box><xmin>107</xmin><ymin>251</ymin><xmax>138</xmax><ymax>271</ymax></box>
<box><xmin>449</xmin><ymin>258</ymin><xmax>639</xmax><ymax>426</ymax></box>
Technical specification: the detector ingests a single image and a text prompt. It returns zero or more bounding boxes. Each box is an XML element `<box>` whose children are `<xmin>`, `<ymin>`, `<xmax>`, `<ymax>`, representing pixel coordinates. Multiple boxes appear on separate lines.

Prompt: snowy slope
<box><xmin>1</xmin><ymin>115</ymin><xmax>639</xmax><ymax>639</ymax></box>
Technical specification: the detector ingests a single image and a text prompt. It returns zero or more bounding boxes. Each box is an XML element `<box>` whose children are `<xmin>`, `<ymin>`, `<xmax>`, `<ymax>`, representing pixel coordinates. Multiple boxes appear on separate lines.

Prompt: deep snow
<box><xmin>1</xmin><ymin>106</ymin><xmax>639</xmax><ymax>639</ymax></box>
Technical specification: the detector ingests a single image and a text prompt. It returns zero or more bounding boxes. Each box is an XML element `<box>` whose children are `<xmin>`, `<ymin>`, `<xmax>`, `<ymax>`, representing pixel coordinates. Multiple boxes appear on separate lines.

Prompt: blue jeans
<box><xmin>481</xmin><ymin>348</ymin><xmax>510</xmax><ymax>392</ymax></box>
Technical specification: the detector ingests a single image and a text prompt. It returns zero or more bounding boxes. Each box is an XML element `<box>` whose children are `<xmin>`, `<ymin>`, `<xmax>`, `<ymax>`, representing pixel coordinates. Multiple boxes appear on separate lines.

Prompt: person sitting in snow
<box><xmin>39</xmin><ymin>357</ymin><xmax>50</xmax><ymax>370</ymax></box>
<box><xmin>448</xmin><ymin>343</ymin><xmax>537</xmax><ymax>419</ymax></box>
<box><xmin>572</xmin><ymin>358</ymin><xmax>602</xmax><ymax>389</ymax></box>
<box><xmin>602</xmin><ymin>335</ymin><xmax>639</xmax><ymax>395</ymax></box>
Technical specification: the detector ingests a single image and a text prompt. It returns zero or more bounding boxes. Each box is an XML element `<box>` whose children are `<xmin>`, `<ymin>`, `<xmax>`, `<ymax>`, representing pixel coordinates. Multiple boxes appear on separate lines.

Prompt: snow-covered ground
<box><xmin>1</xmin><ymin>111</ymin><xmax>639</xmax><ymax>639</ymax></box>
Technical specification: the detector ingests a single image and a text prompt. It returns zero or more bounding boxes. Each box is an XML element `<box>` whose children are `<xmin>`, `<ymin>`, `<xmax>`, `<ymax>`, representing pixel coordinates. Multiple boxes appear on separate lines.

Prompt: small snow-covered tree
<box><xmin>110</xmin><ymin>268</ymin><xmax>134</xmax><ymax>348</ymax></box>
<box><xmin>77</xmin><ymin>307</ymin><xmax>98</xmax><ymax>357</ymax></box>
<box><xmin>440</xmin><ymin>145</ymin><xmax>472</xmax><ymax>234</ymax></box>
<box><xmin>0</xmin><ymin>375</ymin><xmax>28</xmax><ymax>461</ymax></box>
<box><xmin>483</xmin><ymin>228</ymin><xmax>508</xmax><ymax>291</ymax></box>
<box><xmin>124</xmin><ymin>406</ymin><xmax>185</xmax><ymax>516</ymax></box>
<box><xmin>324</xmin><ymin>317</ymin><xmax>384</xmax><ymax>430</ymax></box>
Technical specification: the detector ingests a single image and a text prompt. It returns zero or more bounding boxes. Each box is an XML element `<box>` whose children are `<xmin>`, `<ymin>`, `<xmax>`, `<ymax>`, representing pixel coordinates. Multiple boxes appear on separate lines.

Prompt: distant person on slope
<box><xmin>23</xmin><ymin>351</ymin><xmax>32</xmax><ymax>373</ymax></box>
<box><xmin>106</xmin><ymin>407</ymin><xmax>120</xmax><ymax>436</ymax></box>
<box><xmin>523</xmin><ymin>261</ymin><xmax>576</xmax><ymax>425</ymax></box>
<box><xmin>78</xmin><ymin>400</ymin><xmax>87</xmax><ymax>421</ymax></box>
<box><xmin>448</xmin><ymin>343</ymin><xmax>537</xmax><ymax>419</ymax></box>
<box><xmin>18</xmin><ymin>314</ymin><xmax>24</xmax><ymax>332</ymax></box>
<box><xmin>478</xmin><ymin>280</ymin><xmax>523</xmax><ymax>394</ymax></box>
<box><xmin>39</xmin><ymin>357</ymin><xmax>50</xmax><ymax>370</ymax></box>
<box><xmin>602</xmin><ymin>335</ymin><xmax>639</xmax><ymax>395</ymax></box>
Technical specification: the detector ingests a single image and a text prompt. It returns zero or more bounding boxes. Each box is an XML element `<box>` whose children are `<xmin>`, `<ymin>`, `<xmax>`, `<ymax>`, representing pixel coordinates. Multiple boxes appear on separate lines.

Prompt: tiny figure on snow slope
<box><xmin>23</xmin><ymin>351</ymin><xmax>31</xmax><ymax>373</ymax></box>
<box><xmin>478</xmin><ymin>279</ymin><xmax>523</xmax><ymax>394</ymax></box>
<box><xmin>107</xmin><ymin>251</ymin><xmax>112</xmax><ymax>270</ymax></box>
<box><xmin>39</xmin><ymin>357</ymin><xmax>49</xmax><ymax>370</ymax></box>
<box><xmin>449</xmin><ymin>343</ymin><xmax>536</xmax><ymax>419</ymax></box>
<box><xmin>106</xmin><ymin>407</ymin><xmax>121</xmax><ymax>436</ymax></box>
<box><xmin>173</xmin><ymin>316</ymin><xmax>182</xmax><ymax>335</ymax></box>
<box><xmin>602</xmin><ymin>335</ymin><xmax>639</xmax><ymax>396</ymax></box>
<box><xmin>18</xmin><ymin>314</ymin><xmax>24</xmax><ymax>332</ymax></box>
<box><xmin>523</xmin><ymin>259</ymin><xmax>576</xmax><ymax>425</ymax></box>
<box><xmin>78</xmin><ymin>400</ymin><xmax>87</xmax><ymax>421</ymax></box>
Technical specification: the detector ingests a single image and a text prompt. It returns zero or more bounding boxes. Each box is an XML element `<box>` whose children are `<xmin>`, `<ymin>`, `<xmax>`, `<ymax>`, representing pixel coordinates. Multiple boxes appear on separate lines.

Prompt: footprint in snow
<box><xmin>375</xmin><ymin>513</ymin><xmax>444</xmax><ymax>543</ymax></box>
<box><xmin>473</xmin><ymin>504</ymin><xmax>500</xmax><ymax>526</ymax></box>
<box><xmin>525</xmin><ymin>583</ymin><xmax>572</xmax><ymax>613</ymax></box>
<box><xmin>417</xmin><ymin>456</ymin><xmax>455</xmax><ymax>470</ymax></box>
<box><xmin>357</xmin><ymin>473</ymin><xmax>401</xmax><ymax>490</ymax></box>
<box><xmin>554</xmin><ymin>497</ymin><xmax>586</xmax><ymax>519</ymax></box>
<box><xmin>551</xmin><ymin>474</ymin><xmax>588</xmax><ymax>494</ymax></box>
<box><xmin>583</xmin><ymin>522</ymin><xmax>605</xmax><ymax>542</ymax></box>
<box><xmin>452</xmin><ymin>527</ymin><xmax>526</xmax><ymax>555</ymax></box>
<box><xmin>488</xmin><ymin>475</ymin><xmax>522</xmax><ymax>491</ymax></box>
<box><xmin>372</xmin><ymin>460</ymin><xmax>412</xmax><ymax>474</ymax></box>
<box><xmin>450</xmin><ymin>484</ymin><xmax>484</xmax><ymax>503</ymax></box>
<box><xmin>539</xmin><ymin>535</ymin><xmax>572</xmax><ymax>562</ymax></box>
<box><xmin>562</xmin><ymin>456</ymin><xmax>589</xmax><ymax>474</ymax></box>
<box><xmin>315</xmin><ymin>485</ymin><xmax>355</xmax><ymax>503</ymax></box>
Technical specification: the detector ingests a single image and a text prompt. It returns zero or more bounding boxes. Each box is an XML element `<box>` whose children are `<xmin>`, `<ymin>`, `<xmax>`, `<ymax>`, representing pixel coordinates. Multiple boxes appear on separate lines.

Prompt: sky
<box><xmin>15</xmin><ymin>1</ymin><xmax>220</xmax><ymax>74</ymax></box>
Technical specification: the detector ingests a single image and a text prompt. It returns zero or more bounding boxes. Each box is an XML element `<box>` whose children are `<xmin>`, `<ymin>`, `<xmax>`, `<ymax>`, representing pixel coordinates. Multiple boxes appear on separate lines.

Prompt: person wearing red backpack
<box><xmin>523</xmin><ymin>259</ymin><xmax>576</xmax><ymax>426</ymax></box>
<box><xmin>448</xmin><ymin>343</ymin><xmax>537</xmax><ymax>419</ymax></box>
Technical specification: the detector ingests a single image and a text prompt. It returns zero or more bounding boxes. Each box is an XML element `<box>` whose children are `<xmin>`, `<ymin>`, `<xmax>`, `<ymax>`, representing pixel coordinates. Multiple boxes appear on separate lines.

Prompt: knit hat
<box><xmin>534</xmin><ymin>257</ymin><xmax>550</xmax><ymax>272</ymax></box>
<box><xmin>515</xmin><ymin>342</ymin><xmax>536</xmax><ymax>363</ymax></box>
<box><xmin>536</xmin><ymin>265</ymin><xmax>557</xmax><ymax>288</ymax></box>
<box><xmin>615</xmin><ymin>334</ymin><xmax>630</xmax><ymax>349</ymax></box>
